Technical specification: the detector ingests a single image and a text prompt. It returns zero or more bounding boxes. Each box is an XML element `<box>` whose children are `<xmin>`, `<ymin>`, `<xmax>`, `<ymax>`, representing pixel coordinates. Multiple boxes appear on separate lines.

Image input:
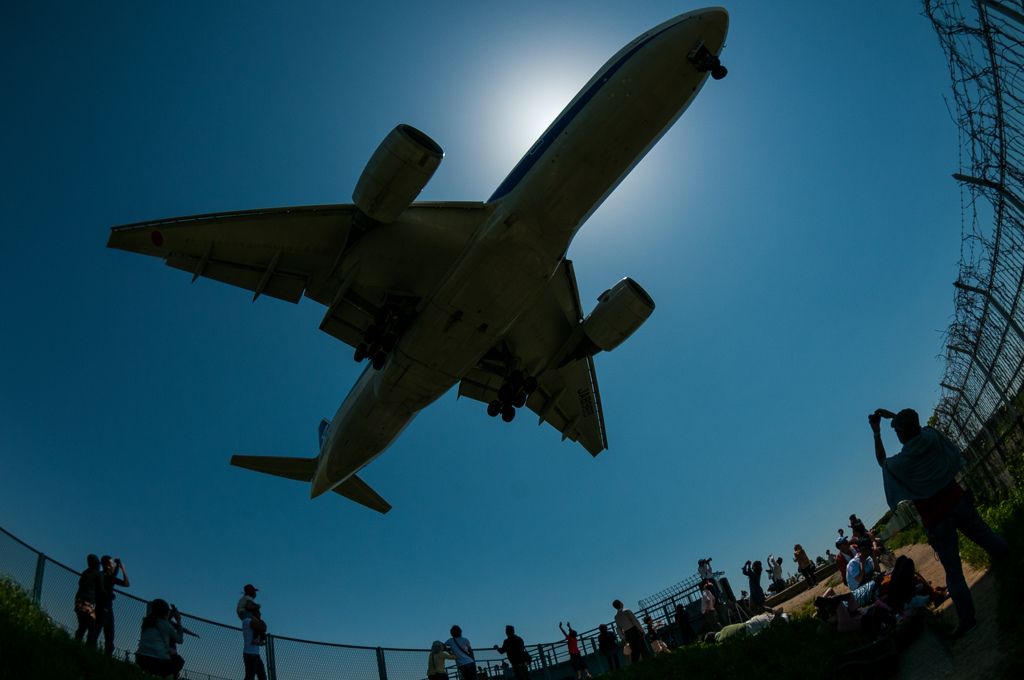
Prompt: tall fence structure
<box><xmin>924</xmin><ymin>0</ymin><xmax>1024</xmax><ymax>497</ymax></box>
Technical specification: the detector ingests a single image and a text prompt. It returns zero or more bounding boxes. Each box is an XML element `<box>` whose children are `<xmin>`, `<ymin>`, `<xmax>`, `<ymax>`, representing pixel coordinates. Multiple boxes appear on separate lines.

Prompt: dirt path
<box><xmin>774</xmin><ymin>543</ymin><xmax>1003</xmax><ymax>679</ymax></box>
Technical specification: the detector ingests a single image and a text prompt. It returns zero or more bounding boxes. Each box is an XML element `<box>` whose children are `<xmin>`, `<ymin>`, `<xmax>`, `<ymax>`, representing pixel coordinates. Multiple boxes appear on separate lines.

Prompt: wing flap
<box><xmin>165</xmin><ymin>254</ymin><xmax>308</xmax><ymax>303</ymax></box>
<box><xmin>457</xmin><ymin>259</ymin><xmax>608</xmax><ymax>456</ymax></box>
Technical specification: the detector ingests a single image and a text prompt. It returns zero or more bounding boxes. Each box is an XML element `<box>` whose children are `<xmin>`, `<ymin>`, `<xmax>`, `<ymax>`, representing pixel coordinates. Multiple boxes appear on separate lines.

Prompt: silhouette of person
<box><xmin>95</xmin><ymin>555</ymin><xmax>129</xmax><ymax>654</ymax></box>
<box><xmin>870</xmin><ymin>407</ymin><xmax>1011</xmax><ymax>638</ymax></box>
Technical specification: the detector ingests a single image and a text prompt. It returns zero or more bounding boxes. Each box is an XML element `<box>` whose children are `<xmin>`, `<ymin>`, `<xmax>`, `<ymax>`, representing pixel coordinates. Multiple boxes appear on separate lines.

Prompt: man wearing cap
<box><xmin>869</xmin><ymin>407</ymin><xmax>1011</xmax><ymax>638</ymax></box>
<box><xmin>237</xmin><ymin>585</ymin><xmax>265</xmax><ymax>645</ymax></box>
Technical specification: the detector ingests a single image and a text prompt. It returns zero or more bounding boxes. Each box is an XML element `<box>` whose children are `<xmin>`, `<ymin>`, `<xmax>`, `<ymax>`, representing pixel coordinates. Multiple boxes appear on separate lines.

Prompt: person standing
<box><xmin>429</xmin><ymin>641</ymin><xmax>456</xmax><ymax>680</ymax></box>
<box><xmin>869</xmin><ymin>407</ymin><xmax>1012</xmax><ymax>638</ymax></box>
<box><xmin>612</xmin><ymin>600</ymin><xmax>649</xmax><ymax>662</ymax></box>
<box><xmin>73</xmin><ymin>554</ymin><xmax>103</xmax><ymax>645</ymax></box>
<box><xmin>96</xmin><ymin>555</ymin><xmax>129</xmax><ymax>654</ymax></box>
<box><xmin>741</xmin><ymin>561</ymin><xmax>767</xmax><ymax>614</ymax></box>
<box><xmin>700</xmin><ymin>583</ymin><xmax>721</xmax><ymax>631</ymax></box>
<box><xmin>493</xmin><ymin>626</ymin><xmax>530</xmax><ymax>680</ymax></box>
<box><xmin>596</xmin><ymin>623</ymin><xmax>620</xmax><ymax>670</ymax></box>
<box><xmin>793</xmin><ymin>544</ymin><xmax>817</xmax><ymax>586</ymax></box>
<box><xmin>767</xmin><ymin>554</ymin><xmax>786</xmax><ymax>593</ymax></box>
<box><xmin>559</xmin><ymin>622</ymin><xmax>591</xmax><ymax>679</ymax></box>
<box><xmin>674</xmin><ymin>604</ymin><xmax>697</xmax><ymax>645</ymax></box>
<box><xmin>242</xmin><ymin>615</ymin><xmax>268</xmax><ymax>680</ymax></box>
<box><xmin>446</xmin><ymin>625</ymin><xmax>476</xmax><ymax>680</ymax></box>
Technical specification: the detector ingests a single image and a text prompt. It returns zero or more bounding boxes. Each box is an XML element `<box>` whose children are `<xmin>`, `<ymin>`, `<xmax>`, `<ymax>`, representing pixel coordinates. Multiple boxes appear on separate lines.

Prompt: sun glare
<box><xmin>477</xmin><ymin>51</ymin><xmax>597</xmax><ymax>180</ymax></box>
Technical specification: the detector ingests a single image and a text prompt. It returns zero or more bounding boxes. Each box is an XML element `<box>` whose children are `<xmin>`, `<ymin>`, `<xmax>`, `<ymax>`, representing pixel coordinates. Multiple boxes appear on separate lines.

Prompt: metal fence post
<box><xmin>377</xmin><ymin>646</ymin><xmax>389</xmax><ymax>680</ymax></box>
<box><xmin>266</xmin><ymin>633</ymin><xmax>277</xmax><ymax>680</ymax></box>
<box><xmin>31</xmin><ymin>553</ymin><xmax>45</xmax><ymax>604</ymax></box>
<box><xmin>588</xmin><ymin>637</ymin><xmax>605</xmax><ymax>674</ymax></box>
<box><xmin>536</xmin><ymin>644</ymin><xmax>551</xmax><ymax>680</ymax></box>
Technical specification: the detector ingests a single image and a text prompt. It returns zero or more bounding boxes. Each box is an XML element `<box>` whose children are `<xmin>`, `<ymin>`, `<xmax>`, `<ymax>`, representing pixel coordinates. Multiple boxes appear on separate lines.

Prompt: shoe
<box><xmin>949</xmin><ymin>618</ymin><xmax>978</xmax><ymax>640</ymax></box>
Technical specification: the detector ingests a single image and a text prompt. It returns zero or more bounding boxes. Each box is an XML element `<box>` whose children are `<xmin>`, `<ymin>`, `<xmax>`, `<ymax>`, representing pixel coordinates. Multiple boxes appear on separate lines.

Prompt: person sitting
<box><xmin>135</xmin><ymin>599</ymin><xmax>185</xmax><ymax>678</ymax></box>
<box><xmin>835</xmin><ymin>537</ymin><xmax>855</xmax><ymax>588</ymax></box>
<box><xmin>846</xmin><ymin>538</ymin><xmax>876</xmax><ymax>590</ymax></box>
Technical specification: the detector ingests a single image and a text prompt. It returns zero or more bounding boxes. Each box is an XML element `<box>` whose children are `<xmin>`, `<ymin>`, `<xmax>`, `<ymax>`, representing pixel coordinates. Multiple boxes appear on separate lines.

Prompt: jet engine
<box><xmin>352</xmin><ymin>124</ymin><xmax>444</xmax><ymax>223</ymax></box>
<box><xmin>580</xmin><ymin>278</ymin><xmax>655</xmax><ymax>353</ymax></box>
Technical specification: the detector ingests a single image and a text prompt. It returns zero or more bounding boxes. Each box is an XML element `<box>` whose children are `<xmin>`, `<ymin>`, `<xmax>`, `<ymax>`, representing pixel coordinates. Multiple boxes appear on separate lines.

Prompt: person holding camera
<box><xmin>135</xmin><ymin>599</ymin><xmax>185</xmax><ymax>678</ymax></box>
<box><xmin>741</xmin><ymin>560</ymin><xmax>767</xmax><ymax>614</ymax></box>
<box><xmin>869</xmin><ymin>407</ymin><xmax>1011</xmax><ymax>639</ymax></box>
<box><xmin>96</xmin><ymin>555</ymin><xmax>129</xmax><ymax>654</ymax></box>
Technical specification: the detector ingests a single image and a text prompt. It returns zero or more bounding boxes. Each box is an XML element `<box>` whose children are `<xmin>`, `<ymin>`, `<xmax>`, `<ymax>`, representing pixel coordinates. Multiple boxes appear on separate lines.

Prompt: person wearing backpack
<box><xmin>493</xmin><ymin>625</ymin><xmax>531</xmax><ymax>680</ymax></box>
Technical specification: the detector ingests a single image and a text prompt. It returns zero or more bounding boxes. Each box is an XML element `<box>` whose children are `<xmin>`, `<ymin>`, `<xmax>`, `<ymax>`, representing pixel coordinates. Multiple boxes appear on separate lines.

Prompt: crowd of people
<box><xmin>65</xmin><ymin>406</ymin><xmax>1011</xmax><ymax>678</ymax></box>
<box><xmin>71</xmin><ymin>562</ymin><xmax>266</xmax><ymax>680</ymax></box>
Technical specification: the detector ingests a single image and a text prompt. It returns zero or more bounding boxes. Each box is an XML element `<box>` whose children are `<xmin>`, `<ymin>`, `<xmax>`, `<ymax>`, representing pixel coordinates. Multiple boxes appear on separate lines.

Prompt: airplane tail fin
<box><xmin>230</xmin><ymin>451</ymin><xmax>392</xmax><ymax>515</ymax></box>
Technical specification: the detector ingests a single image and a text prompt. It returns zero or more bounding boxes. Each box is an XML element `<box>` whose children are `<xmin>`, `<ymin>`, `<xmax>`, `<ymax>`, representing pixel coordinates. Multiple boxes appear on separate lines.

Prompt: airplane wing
<box><xmin>457</xmin><ymin>260</ymin><xmax>608</xmax><ymax>456</ymax></box>
<box><xmin>107</xmin><ymin>202</ymin><xmax>490</xmax><ymax>350</ymax></box>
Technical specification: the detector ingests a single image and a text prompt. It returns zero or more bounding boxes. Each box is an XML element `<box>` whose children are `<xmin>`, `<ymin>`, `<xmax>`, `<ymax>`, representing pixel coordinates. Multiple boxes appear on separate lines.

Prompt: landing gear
<box><xmin>353</xmin><ymin>306</ymin><xmax>403</xmax><ymax>369</ymax></box>
<box><xmin>487</xmin><ymin>369</ymin><xmax>537</xmax><ymax>422</ymax></box>
<box><xmin>688</xmin><ymin>41</ymin><xmax>727</xmax><ymax>80</ymax></box>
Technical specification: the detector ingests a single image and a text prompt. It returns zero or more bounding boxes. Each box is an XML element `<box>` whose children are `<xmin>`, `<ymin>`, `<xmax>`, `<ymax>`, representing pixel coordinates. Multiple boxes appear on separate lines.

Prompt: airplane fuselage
<box><xmin>312</xmin><ymin>8</ymin><xmax>728</xmax><ymax>496</ymax></box>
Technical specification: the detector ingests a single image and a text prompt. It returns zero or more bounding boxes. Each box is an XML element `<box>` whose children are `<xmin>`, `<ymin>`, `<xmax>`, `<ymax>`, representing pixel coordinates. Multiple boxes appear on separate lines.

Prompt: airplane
<box><xmin>107</xmin><ymin>7</ymin><xmax>729</xmax><ymax>514</ymax></box>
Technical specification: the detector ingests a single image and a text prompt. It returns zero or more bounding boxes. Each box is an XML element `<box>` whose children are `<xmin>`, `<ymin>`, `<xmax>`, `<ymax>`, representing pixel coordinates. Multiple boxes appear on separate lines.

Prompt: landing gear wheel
<box><xmin>371</xmin><ymin>352</ymin><xmax>386</xmax><ymax>370</ymax></box>
<box><xmin>512</xmin><ymin>392</ymin><xmax>527</xmax><ymax>409</ymax></box>
<box><xmin>501</xmin><ymin>404</ymin><xmax>516</xmax><ymax>422</ymax></box>
<box><xmin>354</xmin><ymin>343</ymin><xmax>368</xmax><ymax>362</ymax></box>
<box><xmin>487</xmin><ymin>400</ymin><xmax>502</xmax><ymax>417</ymax></box>
<box><xmin>382</xmin><ymin>332</ymin><xmax>398</xmax><ymax>352</ymax></box>
<box><xmin>522</xmin><ymin>376</ymin><xmax>538</xmax><ymax>393</ymax></box>
<box><xmin>508</xmin><ymin>370</ymin><xmax>525</xmax><ymax>389</ymax></box>
<box><xmin>498</xmin><ymin>384</ymin><xmax>515</xmax><ymax>403</ymax></box>
<box><xmin>712</xmin><ymin>65</ymin><xmax>728</xmax><ymax>80</ymax></box>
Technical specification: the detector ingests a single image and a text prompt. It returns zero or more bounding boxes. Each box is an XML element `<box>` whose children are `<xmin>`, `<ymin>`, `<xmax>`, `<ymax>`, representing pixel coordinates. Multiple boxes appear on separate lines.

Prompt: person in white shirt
<box><xmin>700</xmin><ymin>584</ymin><xmax>720</xmax><ymax>631</ymax></box>
<box><xmin>446</xmin><ymin>625</ymin><xmax>476</xmax><ymax>680</ymax></box>
<box><xmin>845</xmin><ymin>538</ymin><xmax>875</xmax><ymax>590</ymax></box>
<box><xmin>613</xmin><ymin>600</ymin><xmax>649</xmax><ymax>662</ymax></box>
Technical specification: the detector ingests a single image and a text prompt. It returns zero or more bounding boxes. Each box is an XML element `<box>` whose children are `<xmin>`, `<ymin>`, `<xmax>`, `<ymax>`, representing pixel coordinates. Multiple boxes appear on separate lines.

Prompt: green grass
<box><xmin>883</xmin><ymin>522</ymin><xmax>929</xmax><ymax>550</ymax></box>
<box><xmin>0</xmin><ymin>576</ymin><xmax>152</xmax><ymax>680</ymax></box>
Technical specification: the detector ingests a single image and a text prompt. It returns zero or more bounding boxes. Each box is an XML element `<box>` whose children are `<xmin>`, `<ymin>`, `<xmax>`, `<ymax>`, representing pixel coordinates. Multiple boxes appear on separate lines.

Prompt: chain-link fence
<box><xmin>3</xmin><ymin>524</ymin><xmax>651</xmax><ymax>680</ymax></box>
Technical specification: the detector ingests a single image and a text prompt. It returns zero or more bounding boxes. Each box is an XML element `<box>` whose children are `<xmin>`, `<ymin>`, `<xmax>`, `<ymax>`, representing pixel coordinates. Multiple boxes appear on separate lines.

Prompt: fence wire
<box><xmin>2</xmin><ymin>525</ymin><xmax>650</xmax><ymax>680</ymax></box>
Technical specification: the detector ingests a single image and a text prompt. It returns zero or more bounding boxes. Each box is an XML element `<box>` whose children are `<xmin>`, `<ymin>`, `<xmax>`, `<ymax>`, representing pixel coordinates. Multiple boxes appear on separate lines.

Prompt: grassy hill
<box><xmin>0</xmin><ymin>577</ymin><xmax>152</xmax><ymax>680</ymax></box>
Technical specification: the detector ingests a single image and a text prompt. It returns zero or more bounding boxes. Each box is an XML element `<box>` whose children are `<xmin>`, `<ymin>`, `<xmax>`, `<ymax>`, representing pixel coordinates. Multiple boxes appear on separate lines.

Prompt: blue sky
<box><xmin>2</xmin><ymin>0</ymin><xmax>961</xmax><ymax>650</ymax></box>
